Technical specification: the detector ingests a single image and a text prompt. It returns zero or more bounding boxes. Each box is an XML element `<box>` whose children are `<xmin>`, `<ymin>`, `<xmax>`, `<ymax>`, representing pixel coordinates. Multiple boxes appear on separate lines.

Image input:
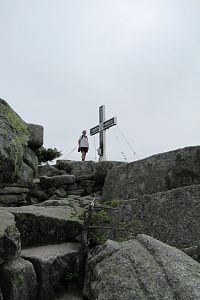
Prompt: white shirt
<box><xmin>79</xmin><ymin>135</ymin><xmax>89</xmax><ymax>148</ymax></box>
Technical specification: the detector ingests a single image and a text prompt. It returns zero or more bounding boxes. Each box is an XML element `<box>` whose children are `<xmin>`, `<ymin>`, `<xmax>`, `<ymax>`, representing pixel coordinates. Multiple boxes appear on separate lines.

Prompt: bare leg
<box><xmin>82</xmin><ymin>151</ymin><xmax>86</xmax><ymax>161</ymax></box>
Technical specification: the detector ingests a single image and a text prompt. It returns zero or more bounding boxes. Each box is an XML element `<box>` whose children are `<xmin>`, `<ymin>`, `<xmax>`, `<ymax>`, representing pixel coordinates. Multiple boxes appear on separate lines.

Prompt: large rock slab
<box><xmin>102</xmin><ymin>146</ymin><xmax>200</xmax><ymax>200</ymax></box>
<box><xmin>56</xmin><ymin>160</ymin><xmax>95</xmax><ymax>177</ymax></box>
<box><xmin>57</xmin><ymin>160</ymin><xmax>123</xmax><ymax>180</ymax></box>
<box><xmin>21</xmin><ymin>243</ymin><xmax>81</xmax><ymax>300</ymax></box>
<box><xmin>98</xmin><ymin>184</ymin><xmax>200</xmax><ymax>249</ymax></box>
<box><xmin>40</xmin><ymin>174</ymin><xmax>76</xmax><ymax>189</ymax></box>
<box><xmin>39</xmin><ymin>164</ymin><xmax>66</xmax><ymax>177</ymax></box>
<box><xmin>0</xmin><ymin>194</ymin><xmax>27</xmax><ymax>207</ymax></box>
<box><xmin>83</xmin><ymin>234</ymin><xmax>200</xmax><ymax>300</ymax></box>
<box><xmin>0</xmin><ymin>211</ymin><xmax>21</xmax><ymax>264</ymax></box>
<box><xmin>0</xmin><ymin>187</ymin><xmax>29</xmax><ymax>195</ymax></box>
<box><xmin>27</xmin><ymin>123</ymin><xmax>43</xmax><ymax>151</ymax></box>
<box><xmin>0</xmin><ymin>186</ymin><xmax>29</xmax><ymax>206</ymax></box>
<box><xmin>0</xmin><ymin>257</ymin><xmax>37</xmax><ymax>300</ymax></box>
<box><xmin>5</xmin><ymin>205</ymin><xmax>83</xmax><ymax>247</ymax></box>
<box><xmin>0</xmin><ymin>99</ymin><xmax>29</xmax><ymax>186</ymax></box>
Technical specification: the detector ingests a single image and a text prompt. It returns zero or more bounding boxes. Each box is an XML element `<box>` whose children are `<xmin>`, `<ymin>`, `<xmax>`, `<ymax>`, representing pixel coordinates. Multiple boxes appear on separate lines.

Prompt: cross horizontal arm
<box><xmin>90</xmin><ymin>125</ymin><xmax>99</xmax><ymax>136</ymax></box>
<box><xmin>103</xmin><ymin>117</ymin><xmax>117</xmax><ymax>130</ymax></box>
<box><xmin>90</xmin><ymin>117</ymin><xmax>117</xmax><ymax>136</ymax></box>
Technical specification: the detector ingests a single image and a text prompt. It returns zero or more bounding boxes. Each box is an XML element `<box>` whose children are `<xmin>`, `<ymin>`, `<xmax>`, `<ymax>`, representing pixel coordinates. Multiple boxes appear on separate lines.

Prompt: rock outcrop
<box><xmin>91</xmin><ymin>184</ymin><xmax>200</xmax><ymax>249</ymax></box>
<box><xmin>0</xmin><ymin>258</ymin><xmax>37</xmax><ymax>300</ymax></box>
<box><xmin>2</xmin><ymin>98</ymin><xmax>200</xmax><ymax>300</ymax></box>
<box><xmin>0</xmin><ymin>99</ymin><xmax>29</xmax><ymax>186</ymax></box>
<box><xmin>0</xmin><ymin>198</ymin><xmax>84</xmax><ymax>300</ymax></box>
<box><xmin>21</xmin><ymin>243</ymin><xmax>81</xmax><ymax>300</ymax></box>
<box><xmin>83</xmin><ymin>234</ymin><xmax>200</xmax><ymax>300</ymax></box>
<box><xmin>0</xmin><ymin>211</ymin><xmax>21</xmax><ymax>264</ymax></box>
<box><xmin>0</xmin><ymin>99</ymin><xmax>43</xmax><ymax>206</ymax></box>
<box><xmin>102</xmin><ymin>146</ymin><xmax>200</xmax><ymax>200</ymax></box>
<box><xmin>27</xmin><ymin>123</ymin><xmax>43</xmax><ymax>151</ymax></box>
<box><xmin>28</xmin><ymin>161</ymin><xmax>124</xmax><ymax>204</ymax></box>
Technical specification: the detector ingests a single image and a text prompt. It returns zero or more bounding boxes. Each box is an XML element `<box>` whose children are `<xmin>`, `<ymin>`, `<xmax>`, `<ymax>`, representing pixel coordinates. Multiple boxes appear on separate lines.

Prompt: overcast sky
<box><xmin>0</xmin><ymin>0</ymin><xmax>200</xmax><ymax>162</ymax></box>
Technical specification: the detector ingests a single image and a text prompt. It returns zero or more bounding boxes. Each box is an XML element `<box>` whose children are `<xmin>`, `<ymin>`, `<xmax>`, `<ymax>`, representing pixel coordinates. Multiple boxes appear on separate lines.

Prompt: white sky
<box><xmin>0</xmin><ymin>0</ymin><xmax>200</xmax><ymax>162</ymax></box>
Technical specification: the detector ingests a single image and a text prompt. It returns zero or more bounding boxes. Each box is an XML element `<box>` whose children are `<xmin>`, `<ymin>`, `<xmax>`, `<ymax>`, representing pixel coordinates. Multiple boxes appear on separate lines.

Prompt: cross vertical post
<box><xmin>90</xmin><ymin>105</ymin><xmax>117</xmax><ymax>161</ymax></box>
<box><xmin>99</xmin><ymin>105</ymin><xmax>106</xmax><ymax>161</ymax></box>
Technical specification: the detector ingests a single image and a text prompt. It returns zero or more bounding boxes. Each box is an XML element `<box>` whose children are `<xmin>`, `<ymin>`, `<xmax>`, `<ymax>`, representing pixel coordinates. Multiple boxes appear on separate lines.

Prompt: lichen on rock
<box><xmin>0</xmin><ymin>99</ymin><xmax>29</xmax><ymax>186</ymax></box>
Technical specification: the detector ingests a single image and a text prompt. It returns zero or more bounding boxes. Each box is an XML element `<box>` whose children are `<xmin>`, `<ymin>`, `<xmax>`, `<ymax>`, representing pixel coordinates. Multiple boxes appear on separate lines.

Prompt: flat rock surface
<box><xmin>4</xmin><ymin>205</ymin><xmax>83</xmax><ymax>246</ymax></box>
<box><xmin>102</xmin><ymin>146</ymin><xmax>200</xmax><ymax>200</ymax></box>
<box><xmin>21</xmin><ymin>242</ymin><xmax>81</xmax><ymax>258</ymax></box>
<box><xmin>21</xmin><ymin>243</ymin><xmax>81</xmax><ymax>300</ymax></box>
<box><xmin>84</xmin><ymin>234</ymin><xmax>200</xmax><ymax>300</ymax></box>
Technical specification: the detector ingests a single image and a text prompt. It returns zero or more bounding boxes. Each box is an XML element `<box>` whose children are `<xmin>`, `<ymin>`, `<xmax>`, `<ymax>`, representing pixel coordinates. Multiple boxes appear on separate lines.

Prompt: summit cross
<box><xmin>90</xmin><ymin>105</ymin><xmax>117</xmax><ymax>161</ymax></box>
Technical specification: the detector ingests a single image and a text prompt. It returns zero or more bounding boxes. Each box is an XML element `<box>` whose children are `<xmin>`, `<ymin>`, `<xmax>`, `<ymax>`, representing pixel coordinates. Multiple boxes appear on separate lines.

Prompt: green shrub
<box><xmin>91</xmin><ymin>210</ymin><xmax>112</xmax><ymax>223</ymax></box>
<box><xmin>103</xmin><ymin>199</ymin><xmax>122</xmax><ymax>207</ymax></box>
<box><xmin>36</xmin><ymin>147</ymin><xmax>62</xmax><ymax>164</ymax></box>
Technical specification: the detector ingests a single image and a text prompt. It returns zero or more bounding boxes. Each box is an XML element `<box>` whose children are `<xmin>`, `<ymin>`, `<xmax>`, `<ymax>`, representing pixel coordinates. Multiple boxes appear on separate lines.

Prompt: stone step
<box><xmin>5</xmin><ymin>205</ymin><xmax>83</xmax><ymax>247</ymax></box>
<box><xmin>21</xmin><ymin>242</ymin><xmax>82</xmax><ymax>300</ymax></box>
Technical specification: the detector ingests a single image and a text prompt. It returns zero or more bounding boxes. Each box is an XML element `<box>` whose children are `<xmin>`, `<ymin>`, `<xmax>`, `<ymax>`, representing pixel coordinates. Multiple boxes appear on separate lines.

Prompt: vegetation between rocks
<box><xmin>36</xmin><ymin>147</ymin><xmax>62</xmax><ymax>164</ymax></box>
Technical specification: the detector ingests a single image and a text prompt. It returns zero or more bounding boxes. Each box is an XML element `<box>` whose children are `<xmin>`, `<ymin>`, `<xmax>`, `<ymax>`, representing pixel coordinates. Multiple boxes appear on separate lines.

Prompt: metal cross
<box><xmin>90</xmin><ymin>105</ymin><xmax>117</xmax><ymax>161</ymax></box>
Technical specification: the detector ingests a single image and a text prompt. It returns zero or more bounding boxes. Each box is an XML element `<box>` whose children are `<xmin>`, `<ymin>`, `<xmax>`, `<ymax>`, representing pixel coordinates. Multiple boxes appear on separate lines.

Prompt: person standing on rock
<box><xmin>78</xmin><ymin>130</ymin><xmax>89</xmax><ymax>161</ymax></box>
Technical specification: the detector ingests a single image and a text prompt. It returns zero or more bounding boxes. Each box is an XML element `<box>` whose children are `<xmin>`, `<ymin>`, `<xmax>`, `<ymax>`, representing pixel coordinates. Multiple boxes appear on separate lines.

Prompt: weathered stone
<box><xmin>35</xmin><ymin>199</ymin><xmax>71</xmax><ymax>207</ymax></box>
<box><xmin>56</xmin><ymin>160</ymin><xmax>95</xmax><ymax>176</ymax></box>
<box><xmin>0</xmin><ymin>258</ymin><xmax>37</xmax><ymax>300</ymax></box>
<box><xmin>0</xmin><ymin>99</ymin><xmax>29</xmax><ymax>186</ymax></box>
<box><xmin>92</xmin><ymin>161</ymin><xmax>124</xmax><ymax>184</ymax></box>
<box><xmin>6</xmin><ymin>205</ymin><xmax>83</xmax><ymax>247</ymax></box>
<box><xmin>40</xmin><ymin>174</ymin><xmax>76</xmax><ymax>189</ymax></box>
<box><xmin>36</xmin><ymin>198</ymin><xmax>83</xmax><ymax>220</ymax></box>
<box><xmin>99</xmin><ymin>184</ymin><xmax>200</xmax><ymax>249</ymax></box>
<box><xmin>13</xmin><ymin>162</ymin><xmax>34</xmax><ymax>188</ymax></box>
<box><xmin>67</xmin><ymin>183</ymin><xmax>79</xmax><ymax>190</ymax></box>
<box><xmin>21</xmin><ymin>243</ymin><xmax>81</xmax><ymax>300</ymax></box>
<box><xmin>83</xmin><ymin>234</ymin><xmax>200</xmax><ymax>300</ymax></box>
<box><xmin>78</xmin><ymin>180</ymin><xmax>95</xmax><ymax>188</ymax></box>
<box><xmin>56</xmin><ymin>160</ymin><xmax>123</xmax><ymax>182</ymax></box>
<box><xmin>39</xmin><ymin>164</ymin><xmax>66</xmax><ymax>177</ymax></box>
<box><xmin>28</xmin><ymin>190</ymin><xmax>49</xmax><ymax>202</ymax></box>
<box><xmin>183</xmin><ymin>245</ymin><xmax>200</xmax><ymax>263</ymax></box>
<box><xmin>23</xmin><ymin>147</ymin><xmax>38</xmax><ymax>178</ymax></box>
<box><xmin>52</xmin><ymin>188</ymin><xmax>67</xmax><ymax>198</ymax></box>
<box><xmin>102</xmin><ymin>146</ymin><xmax>200</xmax><ymax>200</ymax></box>
<box><xmin>0</xmin><ymin>194</ymin><xmax>27</xmax><ymax>207</ymax></box>
<box><xmin>27</xmin><ymin>123</ymin><xmax>43</xmax><ymax>151</ymax></box>
<box><xmin>0</xmin><ymin>211</ymin><xmax>21</xmax><ymax>264</ymax></box>
<box><xmin>0</xmin><ymin>187</ymin><xmax>29</xmax><ymax>195</ymax></box>
<box><xmin>68</xmin><ymin>189</ymin><xmax>85</xmax><ymax>196</ymax></box>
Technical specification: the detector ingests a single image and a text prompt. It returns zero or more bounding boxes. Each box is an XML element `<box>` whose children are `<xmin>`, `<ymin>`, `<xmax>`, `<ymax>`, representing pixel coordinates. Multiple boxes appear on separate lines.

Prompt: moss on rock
<box><xmin>0</xmin><ymin>99</ymin><xmax>29</xmax><ymax>186</ymax></box>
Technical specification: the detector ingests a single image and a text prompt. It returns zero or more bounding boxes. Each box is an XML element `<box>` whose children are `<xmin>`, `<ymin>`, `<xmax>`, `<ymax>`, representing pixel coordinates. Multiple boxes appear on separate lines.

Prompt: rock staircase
<box><xmin>0</xmin><ymin>202</ymin><xmax>85</xmax><ymax>300</ymax></box>
<box><xmin>21</xmin><ymin>243</ymin><xmax>81</xmax><ymax>300</ymax></box>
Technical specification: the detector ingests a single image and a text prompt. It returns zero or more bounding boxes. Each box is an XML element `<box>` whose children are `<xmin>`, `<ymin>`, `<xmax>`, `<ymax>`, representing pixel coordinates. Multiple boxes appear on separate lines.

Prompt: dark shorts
<box><xmin>80</xmin><ymin>147</ymin><xmax>88</xmax><ymax>153</ymax></box>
